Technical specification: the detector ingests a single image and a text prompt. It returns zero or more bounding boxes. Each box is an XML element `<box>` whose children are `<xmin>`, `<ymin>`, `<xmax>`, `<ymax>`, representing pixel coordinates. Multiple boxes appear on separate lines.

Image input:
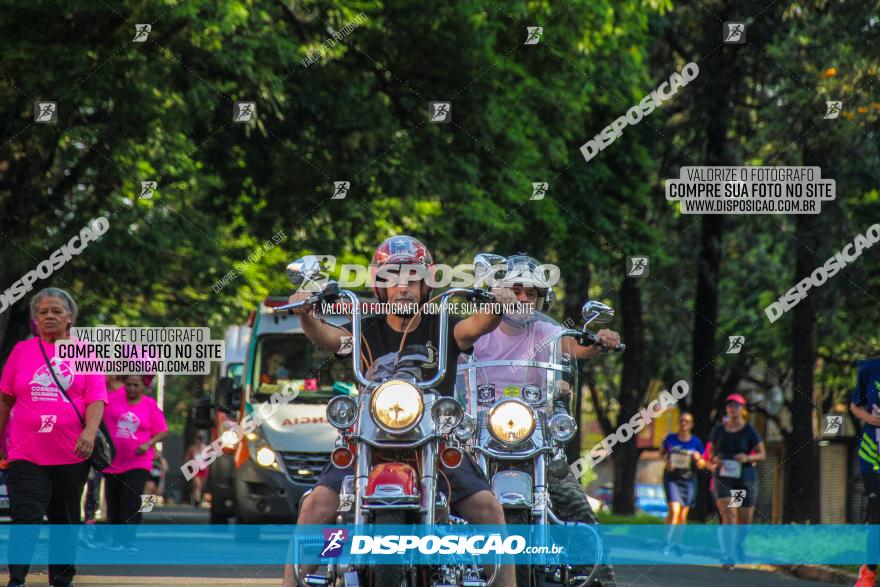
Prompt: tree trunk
<box><xmin>688</xmin><ymin>23</ymin><xmax>738</xmax><ymax>518</ymax></box>
<box><xmin>564</xmin><ymin>264</ymin><xmax>590</xmax><ymax>465</ymax></box>
<box><xmin>784</xmin><ymin>215</ymin><xmax>821</xmax><ymax>522</ymax></box>
<box><xmin>612</xmin><ymin>277</ymin><xmax>645</xmax><ymax>514</ymax></box>
<box><xmin>689</xmin><ymin>216</ymin><xmax>724</xmax><ymax>522</ymax></box>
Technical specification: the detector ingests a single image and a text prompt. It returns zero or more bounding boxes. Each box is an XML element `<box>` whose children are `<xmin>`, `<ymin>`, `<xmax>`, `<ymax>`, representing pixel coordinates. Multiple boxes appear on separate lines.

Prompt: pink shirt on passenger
<box><xmin>0</xmin><ymin>338</ymin><xmax>107</xmax><ymax>466</ymax></box>
<box><xmin>103</xmin><ymin>388</ymin><xmax>167</xmax><ymax>474</ymax></box>
<box><xmin>463</xmin><ymin>320</ymin><xmax>562</xmax><ymax>408</ymax></box>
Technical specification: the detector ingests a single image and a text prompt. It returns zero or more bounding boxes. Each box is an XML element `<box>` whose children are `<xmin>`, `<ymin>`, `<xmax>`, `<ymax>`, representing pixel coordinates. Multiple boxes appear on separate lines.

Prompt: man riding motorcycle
<box><xmin>281</xmin><ymin>235</ymin><xmax>517</xmax><ymax>587</ymax></box>
<box><xmin>464</xmin><ymin>254</ymin><xmax>620</xmax><ymax>585</ymax></box>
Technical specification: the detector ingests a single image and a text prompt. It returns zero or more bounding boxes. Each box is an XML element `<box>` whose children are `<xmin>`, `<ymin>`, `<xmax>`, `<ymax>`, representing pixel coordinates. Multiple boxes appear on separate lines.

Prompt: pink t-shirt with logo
<box><xmin>462</xmin><ymin>320</ymin><xmax>562</xmax><ymax>408</ymax></box>
<box><xmin>0</xmin><ymin>337</ymin><xmax>107</xmax><ymax>466</ymax></box>
<box><xmin>103</xmin><ymin>388</ymin><xmax>168</xmax><ymax>474</ymax></box>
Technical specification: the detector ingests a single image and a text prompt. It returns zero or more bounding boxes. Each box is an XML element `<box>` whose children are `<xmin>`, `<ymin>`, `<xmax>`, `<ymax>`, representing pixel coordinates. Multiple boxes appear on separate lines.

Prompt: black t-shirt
<box><xmin>709</xmin><ymin>422</ymin><xmax>762</xmax><ymax>479</ymax></box>
<box><xmin>336</xmin><ymin>314</ymin><xmax>471</xmax><ymax>397</ymax></box>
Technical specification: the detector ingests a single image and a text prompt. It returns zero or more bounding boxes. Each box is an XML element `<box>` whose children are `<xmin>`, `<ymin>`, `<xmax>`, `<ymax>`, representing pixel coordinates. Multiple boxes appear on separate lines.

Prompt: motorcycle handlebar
<box><xmin>577</xmin><ymin>330</ymin><xmax>626</xmax><ymax>353</ymax></box>
<box><xmin>274</xmin><ymin>282</ymin><xmax>340</xmax><ymax>312</ymax></box>
<box><xmin>278</xmin><ymin>283</ymin><xmax>487</xmax><ymax>390</ymax></box>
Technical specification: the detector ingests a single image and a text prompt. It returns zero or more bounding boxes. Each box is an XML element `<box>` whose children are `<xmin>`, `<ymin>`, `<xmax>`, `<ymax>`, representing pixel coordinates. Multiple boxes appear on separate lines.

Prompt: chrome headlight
<box><xmin>327</xmin><ymin>395</ymin><xmax>358</xmax><ymax>429</ymax></box>
<box><xmin>370</xmin><ymin>379</ymin><xmax>424</xmax><ymax>433</ymax></box>
<box><xmin>454</xmin><ymin>413</ymin><xmax>476</xmax><ymax>441</ymax></box>
<box><xmin>548</xmin><ymin>413</ymin><xmax>577</xmax><ymax>442</ymax></box>
<box><xmin>487</xmin><ymin>399</ymin><xmax>536</xmax><ymax>445</ymax></box>
<box><xmin>521</xmin><ymin>384</ymin><xmax>542</xmax><ymax>405</ymax></box>
<box><xmin>431</xmin><ymin>397</ymin><xmax>464</xmax><ymax>433</ymax></box>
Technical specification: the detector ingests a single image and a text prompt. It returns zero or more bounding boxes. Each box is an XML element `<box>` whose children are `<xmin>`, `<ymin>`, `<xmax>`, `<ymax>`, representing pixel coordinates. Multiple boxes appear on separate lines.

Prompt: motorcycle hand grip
<box><xmin>466</xmin><ymin>288</ymin><xmax>495</xmax><ymax>303</ymax></box>
<box><xmin>578</xmin><ymin>331</ymin><xmax>625</xmax><ymax>353</ymax></box>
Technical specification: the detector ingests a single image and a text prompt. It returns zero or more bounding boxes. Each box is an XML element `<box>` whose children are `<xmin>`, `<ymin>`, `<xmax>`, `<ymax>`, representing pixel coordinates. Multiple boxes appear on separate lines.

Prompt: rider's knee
<box><xmin>468</xmin><ymin>490</ymin><xmax>505</xmax><ymax>524</ymax></box>
<box><xmin>298</xmin><ymin>485</ymin><xmax>339</xmax><ymax>523</ymax></box>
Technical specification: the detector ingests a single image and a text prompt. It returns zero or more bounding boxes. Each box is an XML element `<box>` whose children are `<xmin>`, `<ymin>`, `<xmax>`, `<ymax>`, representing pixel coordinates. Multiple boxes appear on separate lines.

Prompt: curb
<box><xmin>785</xmin><ymin>564</ymin><xmax>858</xmax><ymax>584</ymax></box>
<box><xmin>737</xmin><ymin>564</ymin><xmax>857</xmax><ymax>584</ymax></box>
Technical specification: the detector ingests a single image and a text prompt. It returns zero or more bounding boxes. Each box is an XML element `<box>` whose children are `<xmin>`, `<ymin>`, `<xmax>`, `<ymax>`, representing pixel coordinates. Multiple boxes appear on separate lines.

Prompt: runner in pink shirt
<box><xmin>102</xmin><ymin>374</ymin><xmax>168</xmax><ymax>550</ymax></box>
<box><xmin>0</xmin><ymin>288</ymin><xmax>107</xmax><ymax>587</ymax></box>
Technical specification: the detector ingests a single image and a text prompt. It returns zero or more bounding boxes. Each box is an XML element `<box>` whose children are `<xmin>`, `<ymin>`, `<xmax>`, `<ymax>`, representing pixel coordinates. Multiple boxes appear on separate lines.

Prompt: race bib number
<box><xmin>477</xmin><ymin>384</ymin><xmax>496</xmax><ymax>407</ymax></box>
<box><xmin>503</xmin><ymin>385</ymin><xmax>521</xmax><ymax>398</ymax></box>
<box><xmin>670</xmin><ymin>452</ymin><xmax>691</xmax><ymax>470</ymax></box>
<box><xmin>720</xmin><ymin>459</ymin><xmax>742</xmax><ymax>479</ymax></box>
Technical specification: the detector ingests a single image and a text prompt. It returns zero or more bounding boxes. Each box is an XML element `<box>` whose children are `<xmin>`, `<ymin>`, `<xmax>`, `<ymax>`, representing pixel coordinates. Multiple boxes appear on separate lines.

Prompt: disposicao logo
<box><xmin>321</xmin><ymin>528</ymin><xmax>348</xmax><ymax>558</ymax></box>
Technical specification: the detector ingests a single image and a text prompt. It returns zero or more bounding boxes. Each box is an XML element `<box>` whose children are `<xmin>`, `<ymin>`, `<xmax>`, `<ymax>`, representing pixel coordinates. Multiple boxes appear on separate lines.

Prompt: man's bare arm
<box><xmin>453</xmin><ymin>287</ymin><xmax>517</xmax><ymax>350</ymax></box>
<box><xmin>455</xmin><ymin>312</ymin><xmax>502</xmax><ymax>351</ymax></box>
<box><xmin>288</xmin><ymin>292</ymin><xmax>347</xmax><ymax>353</ymax></box>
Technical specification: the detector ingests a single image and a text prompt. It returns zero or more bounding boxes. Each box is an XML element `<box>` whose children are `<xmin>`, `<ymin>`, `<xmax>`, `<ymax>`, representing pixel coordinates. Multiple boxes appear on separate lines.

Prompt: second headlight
<box><xmin>431</xmin><ymin>397</ymin><xmax>464</xmax><ymax>432</ymax></box>
<box><xmin>327</xmin><ymin>395</ymin><xmax>358</xmax><ymax>429</ymax></box>
<box><xmin>487</xmin><ymin>399</ymin><xmax>536</xmax><ymax>445</ymax></box>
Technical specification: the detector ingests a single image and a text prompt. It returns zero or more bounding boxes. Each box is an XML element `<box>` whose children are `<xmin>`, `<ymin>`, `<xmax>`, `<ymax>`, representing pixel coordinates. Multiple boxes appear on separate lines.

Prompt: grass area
<box><xmin>596</xmin><ymin>512</ymin><xmax>665</xmax><ymax>524</ymax></box>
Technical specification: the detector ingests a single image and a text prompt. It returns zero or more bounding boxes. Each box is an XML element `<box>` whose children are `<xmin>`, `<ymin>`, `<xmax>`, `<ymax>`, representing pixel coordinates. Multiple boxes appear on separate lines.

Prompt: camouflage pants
<box><xmin>547</xmin><ymin>471</ymin><xmax>616</xmax><ymax>586</ymax></box>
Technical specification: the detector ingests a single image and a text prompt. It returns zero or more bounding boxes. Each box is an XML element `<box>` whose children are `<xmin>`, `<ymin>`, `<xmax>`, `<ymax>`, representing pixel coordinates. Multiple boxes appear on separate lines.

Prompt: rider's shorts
<box><xmin>316</xmin><ymin>453</ymin><xmax>490</xmax><ymax>507</ymax></box>
<box><xmin>713</xmin><ymin>472</ymin><xmax>758</xmax><ymax>507</ymax></box>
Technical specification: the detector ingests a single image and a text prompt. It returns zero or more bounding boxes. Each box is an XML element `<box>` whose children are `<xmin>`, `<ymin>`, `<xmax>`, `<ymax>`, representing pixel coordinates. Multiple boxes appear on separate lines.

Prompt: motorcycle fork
<box><xmin>354</xmin><ymin>442</ymin><xmax>370</xmax><ymax>526</ymax></box>
<box><xmin>533</xmin><ymin>453</ymin><xmax>548</xmax><ymax>525</ymax></box>
<box><xmin>420</xmin><ymin>442</ymin><xmax>437</xmax><ymax>526</ymax></box>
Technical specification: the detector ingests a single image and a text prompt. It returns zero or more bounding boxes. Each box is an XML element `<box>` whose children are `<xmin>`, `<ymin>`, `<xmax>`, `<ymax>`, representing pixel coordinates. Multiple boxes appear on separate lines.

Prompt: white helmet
<box><xmin>476</xmin><ymin>254</ymin><xmax>555</xmax><ymax>327</ymax></box>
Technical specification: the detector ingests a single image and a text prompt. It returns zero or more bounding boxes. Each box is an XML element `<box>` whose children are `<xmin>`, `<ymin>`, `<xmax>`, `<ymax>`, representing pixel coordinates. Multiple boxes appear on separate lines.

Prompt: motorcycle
<box><xmin>456</xmin><ymin>288</ymin><xmax>623</xmax><ymax>587</ymax></box>
<box><xmin>280</xmin><ymin>255</ymin><xmax>495</xmax><ymax>587</ymax></box>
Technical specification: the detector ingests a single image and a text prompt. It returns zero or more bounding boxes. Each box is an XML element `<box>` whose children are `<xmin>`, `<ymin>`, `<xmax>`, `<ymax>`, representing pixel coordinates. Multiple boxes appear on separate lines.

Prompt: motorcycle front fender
<box><xmin>364</xmin><ymin>462</ymin><xmax>419</xmax><ymax>499</ymax></box>
<box><xmin>491</xmin><ymin>469</ymin><xmax>533</xmax><ymax>508</ymax></box>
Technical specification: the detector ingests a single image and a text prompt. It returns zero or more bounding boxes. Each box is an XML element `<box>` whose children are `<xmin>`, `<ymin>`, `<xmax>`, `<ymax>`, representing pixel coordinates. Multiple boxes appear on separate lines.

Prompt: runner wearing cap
<box><xmin>708</xmin><ymin>393</ymin><xmax>765</xmax><ymax>568</ymax></box>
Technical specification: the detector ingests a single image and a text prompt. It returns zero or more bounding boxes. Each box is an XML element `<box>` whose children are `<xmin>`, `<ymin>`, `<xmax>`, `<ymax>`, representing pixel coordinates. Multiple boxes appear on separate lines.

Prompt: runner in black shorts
<box><xmin>709</xmin><ymin>393</ymin><xmax>766</xmax><ymax>568</ymax></box>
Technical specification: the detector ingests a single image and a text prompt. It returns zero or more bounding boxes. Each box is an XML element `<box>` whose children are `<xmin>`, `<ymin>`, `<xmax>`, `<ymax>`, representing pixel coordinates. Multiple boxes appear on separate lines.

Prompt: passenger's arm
<box><xmin>564</xmin><ymin>329</ymin><xmax>621</xmax><ymax>360</ymax></box>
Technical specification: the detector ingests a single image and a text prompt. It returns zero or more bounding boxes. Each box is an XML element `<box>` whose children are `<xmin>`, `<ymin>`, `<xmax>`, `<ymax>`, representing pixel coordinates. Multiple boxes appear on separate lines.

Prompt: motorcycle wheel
<box><xmin>505</xmin><ymin>511</ymin><xmax>542</xmax><ymax>587</ymax></box>
<box><xmin>370</xmin><ymin>510</ymin><xmax>408</xmax><ymax>587</ymax></box>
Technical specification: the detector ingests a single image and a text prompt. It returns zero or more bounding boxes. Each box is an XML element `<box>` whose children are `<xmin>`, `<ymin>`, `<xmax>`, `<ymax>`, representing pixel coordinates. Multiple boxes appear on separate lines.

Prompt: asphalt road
<box><xmin>65</xmin><ymin>564</ymin><xmax>843</xmax><ymax>587</ymax></box>
<box><xmin>11</xmin><ymin>506</ymin><xmax>847</xmax><ymax>587</ymax></box>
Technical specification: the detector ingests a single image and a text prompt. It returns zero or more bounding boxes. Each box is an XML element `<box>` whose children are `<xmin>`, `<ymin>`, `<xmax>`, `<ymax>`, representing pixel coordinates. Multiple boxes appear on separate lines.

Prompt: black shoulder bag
<box><xmin>38</xmin><ymin>340</ymin><xmax>116</xmax><ymax>470</ymax></box>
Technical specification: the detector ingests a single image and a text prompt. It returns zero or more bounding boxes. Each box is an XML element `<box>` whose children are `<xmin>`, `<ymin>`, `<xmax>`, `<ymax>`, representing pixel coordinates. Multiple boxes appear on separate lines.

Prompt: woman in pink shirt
<box><xmin>0</xmin><ymin>288</ymin><xmax>107</xmax><ymax>587</ymax></box>
<box><xmin>102</xmin><ymin>374</ymin><xmax>168</xmax><ymax>550</ymax></box>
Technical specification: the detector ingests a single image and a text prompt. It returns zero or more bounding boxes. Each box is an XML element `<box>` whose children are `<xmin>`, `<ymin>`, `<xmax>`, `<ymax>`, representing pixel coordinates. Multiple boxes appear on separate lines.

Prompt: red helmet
<box><xmin>370</xmin><ymin>235</ymin><xmax>434</xmax><ymax>303</ymax></box>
